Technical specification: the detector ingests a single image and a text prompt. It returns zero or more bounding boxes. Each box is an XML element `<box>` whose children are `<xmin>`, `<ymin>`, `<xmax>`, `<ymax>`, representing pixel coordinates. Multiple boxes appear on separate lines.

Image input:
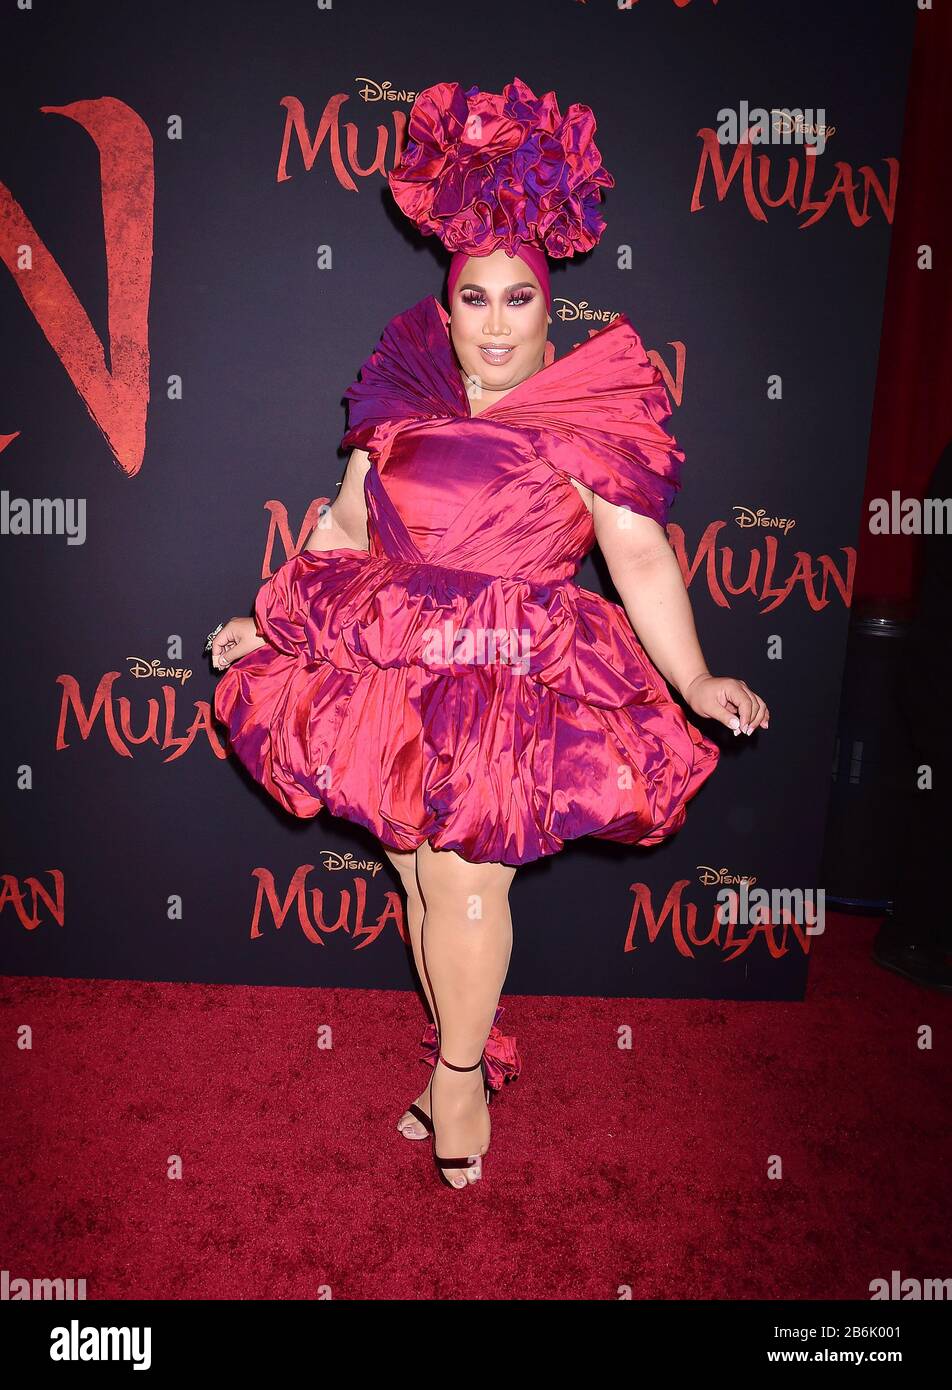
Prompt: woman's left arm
<box><xmin>594</xmin><ymin>497</ymin><xmax>770</xmax><ymax>737</ymax></box>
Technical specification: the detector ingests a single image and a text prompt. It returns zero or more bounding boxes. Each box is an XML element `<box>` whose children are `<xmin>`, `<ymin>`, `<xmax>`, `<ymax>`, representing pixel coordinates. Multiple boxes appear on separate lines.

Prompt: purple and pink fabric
<box><xmin>420</xmin><ymin>1006</ymin><xmax>522</xmax><ymax>1093</ymax></box>
<box><xmin>213</xmin><ymin>294</ymin><xmax>719</xmax><ymax>866</ymax></box>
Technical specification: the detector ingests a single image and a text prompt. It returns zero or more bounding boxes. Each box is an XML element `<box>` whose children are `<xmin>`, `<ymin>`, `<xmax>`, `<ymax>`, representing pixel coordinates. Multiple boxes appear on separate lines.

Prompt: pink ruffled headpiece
<box><xmin>387</xmin><ymin>76</ymin><xmax>615</xmax><ymax>311</ymax></box>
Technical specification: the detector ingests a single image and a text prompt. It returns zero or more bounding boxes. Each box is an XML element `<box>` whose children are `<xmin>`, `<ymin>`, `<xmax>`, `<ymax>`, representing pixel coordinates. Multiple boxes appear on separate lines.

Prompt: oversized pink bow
<box><xmin>421</xmin><ymin>1005</ymin><xmax>522</xmax><ymax>1092</ymax></box>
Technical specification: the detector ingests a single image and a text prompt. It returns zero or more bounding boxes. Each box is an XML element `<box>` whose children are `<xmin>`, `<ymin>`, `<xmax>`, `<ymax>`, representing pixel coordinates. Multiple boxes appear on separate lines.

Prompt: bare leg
<box><xmin>415</xmin><ymin>839</ymin><xmax>516</xmax><ymax>1188</ymax></box>
<box><xmin>382</xmin><ymin>846</ymin><xmax>438</xmax><ymax>1138</ymax></box>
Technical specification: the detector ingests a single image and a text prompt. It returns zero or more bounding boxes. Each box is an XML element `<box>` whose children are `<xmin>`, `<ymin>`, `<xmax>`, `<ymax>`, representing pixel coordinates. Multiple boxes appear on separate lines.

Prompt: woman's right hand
<box><xmin>211</xmin><ymin>616</ymin><xmax>267</xmax><ymax>671</ymax></box>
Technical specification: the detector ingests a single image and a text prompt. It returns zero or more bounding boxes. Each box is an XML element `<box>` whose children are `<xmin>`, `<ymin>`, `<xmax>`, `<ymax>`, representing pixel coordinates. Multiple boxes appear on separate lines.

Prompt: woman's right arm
<box><xmin>212</xmin><ymin>448</ymin><xmax>372</xmax><ymax>670</ymax></box>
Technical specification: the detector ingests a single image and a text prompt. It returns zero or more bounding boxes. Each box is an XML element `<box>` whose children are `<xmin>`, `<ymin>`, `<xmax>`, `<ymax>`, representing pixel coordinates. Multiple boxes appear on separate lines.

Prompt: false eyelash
<box><xmin>461</xmin><ymin>291</ymin><xmax>534</xmax><ymax>307</ymax></box>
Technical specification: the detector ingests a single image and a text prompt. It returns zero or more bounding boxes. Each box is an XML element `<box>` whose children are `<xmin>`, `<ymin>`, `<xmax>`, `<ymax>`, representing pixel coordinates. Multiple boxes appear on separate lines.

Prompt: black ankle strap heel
<box><xmin>438</xmin><ymin>1053</ymin><xmax>482</xmax><ymax>1071</ymax></box>
<box><xmin>431</xmin><ymin>1052</ymin><xmax>490</xmax><ymax>1188</ymax></box>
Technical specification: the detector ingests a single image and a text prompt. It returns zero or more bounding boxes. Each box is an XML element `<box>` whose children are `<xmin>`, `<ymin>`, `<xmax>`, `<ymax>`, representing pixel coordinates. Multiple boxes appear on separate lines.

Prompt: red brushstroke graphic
<box><xmin>277</xmin><ymin>94</ymin><xmax>892</xmax><ymax>232</ymax></box>
<box><xmin>624</xmin><ymin>881</ymin><xmax>814</xmax><ymax>960</ymax></box>
<box><xmin>669</xmin><ymin>522</ymin><xmax>855</xmax><ymax>612</ymax></box>
<box><xmin>259</xmin><ymin>496</ymin><xmax>335</xmax><ymax>579</ymax></box>
<box><xmin>0</xmin><ymin>98</ymin><xmax>152</xmax><ymax>475</ymax></box>
<box><xmin>246</xmin><ymin>865</ymin><xmax>406</xmax><ymax>947</ymax></box>
<box><xmin>691</xmin><ymin>127</ymin><xmax>899</xmax><ymax>226</ymax></box>
<box><xmin>0</xmin><ymin>871</ymin><xmax>65</xmax><ymax>929</ymax></box>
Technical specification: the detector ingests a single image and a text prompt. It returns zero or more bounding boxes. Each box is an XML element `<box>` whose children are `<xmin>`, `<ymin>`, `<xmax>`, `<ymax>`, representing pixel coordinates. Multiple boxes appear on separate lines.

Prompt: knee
<box><xmin>416</xmin><ymin>860</ymin><xmax>515</xmax><ymax>918</ymax></box>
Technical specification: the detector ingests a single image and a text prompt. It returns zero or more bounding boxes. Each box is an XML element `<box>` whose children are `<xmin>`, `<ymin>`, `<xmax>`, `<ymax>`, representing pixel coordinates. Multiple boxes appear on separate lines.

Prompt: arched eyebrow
<box><xmin>457</xmin><ymin>281</ymin><xmax>537</xmax><ymax>293</ymax></box>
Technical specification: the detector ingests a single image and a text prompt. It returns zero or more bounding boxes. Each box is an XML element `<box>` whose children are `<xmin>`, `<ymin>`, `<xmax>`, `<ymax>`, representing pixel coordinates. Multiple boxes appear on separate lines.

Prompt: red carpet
<box><xmin>2</xmin><ymin>912</ymin><xmax>949</xmax><ymax>1301</ymax></box>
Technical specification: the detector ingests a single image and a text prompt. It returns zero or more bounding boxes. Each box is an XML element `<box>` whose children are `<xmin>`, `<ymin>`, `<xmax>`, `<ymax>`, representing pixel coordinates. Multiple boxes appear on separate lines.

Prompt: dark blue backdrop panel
<box><xmin>0</xmin><ymin>0</ymin><xmax>913</xmax><ymax>998</ymax></box>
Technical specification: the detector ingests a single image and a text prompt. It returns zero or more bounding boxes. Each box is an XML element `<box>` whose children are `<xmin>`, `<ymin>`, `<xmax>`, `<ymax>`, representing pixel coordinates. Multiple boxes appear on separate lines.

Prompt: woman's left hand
<box><xmin>683</xmin><ymin>675</ymin><xmax>770</xmax><ymax>736</ymax></box>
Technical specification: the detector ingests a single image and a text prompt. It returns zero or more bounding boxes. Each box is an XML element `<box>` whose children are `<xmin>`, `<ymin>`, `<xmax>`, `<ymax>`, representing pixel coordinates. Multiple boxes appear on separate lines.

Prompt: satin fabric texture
<box><xmin>213</xmin><ymin>295</ymin><xmax>720</xmax><ymax>865</ymax></box>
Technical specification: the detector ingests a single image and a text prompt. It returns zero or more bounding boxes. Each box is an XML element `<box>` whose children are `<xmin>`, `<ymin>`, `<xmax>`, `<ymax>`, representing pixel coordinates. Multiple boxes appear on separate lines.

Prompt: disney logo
<box><xmin>771</xmin><ymin>109</ymin><xmax>836</xmax><ymax>140</ymax></box>
<box><xmin>126</xmin><ymin>658</ymin><xmax>192</xmax><ymax>684</ymax></box>
<box><xmin>356</xmin><ymin>78</ymin><xmax>420</xmax><ymax>103</ymax></box>
<box><xmin>697</xmin><ymin>865</ymin><xmax>758</xmax><ymax>887</ymax></box>
<box><xmin>554</xmin><ymin>299</ymin><xmax>621</xmax><ymax>324</ymax></box>
<box><xmin>320</xmin><ymin>851</ymin><xmax>384</xmax><ymax>876</ymax></box>
<box><xmin>733</xmin><ymin>507</ymin><xmax>796</xmax><ymax>535</ymax></box>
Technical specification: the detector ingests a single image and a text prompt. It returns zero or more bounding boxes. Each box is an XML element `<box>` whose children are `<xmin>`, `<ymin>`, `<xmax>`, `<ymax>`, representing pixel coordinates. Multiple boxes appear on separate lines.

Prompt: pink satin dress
<box><xmin>213</xmin><ymin>294</ymin><xmax>719</xmax><ymax>865</ymax></box>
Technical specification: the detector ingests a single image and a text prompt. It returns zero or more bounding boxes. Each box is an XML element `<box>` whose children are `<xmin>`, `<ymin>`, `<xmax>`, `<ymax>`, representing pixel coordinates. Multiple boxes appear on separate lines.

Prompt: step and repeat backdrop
<box><xmin>1</xmin><ymin>0</ymin><xmax>913</xmax><ymax>999</ymax></box>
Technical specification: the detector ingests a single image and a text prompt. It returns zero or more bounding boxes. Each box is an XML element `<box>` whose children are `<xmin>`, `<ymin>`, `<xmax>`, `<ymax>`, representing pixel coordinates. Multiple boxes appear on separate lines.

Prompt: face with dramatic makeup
<box><xmin>448</xmin><ymin>248</ymin><xmax>552</xmax><ymax>413</ymax></box>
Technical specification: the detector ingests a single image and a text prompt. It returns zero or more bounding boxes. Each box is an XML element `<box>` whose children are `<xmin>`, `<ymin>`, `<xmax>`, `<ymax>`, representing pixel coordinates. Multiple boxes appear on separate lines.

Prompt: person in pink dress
<box><xmin>208</xmin><ymin>78</ymin><xmax>770</xmax><ymax>1190</ymax></box>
